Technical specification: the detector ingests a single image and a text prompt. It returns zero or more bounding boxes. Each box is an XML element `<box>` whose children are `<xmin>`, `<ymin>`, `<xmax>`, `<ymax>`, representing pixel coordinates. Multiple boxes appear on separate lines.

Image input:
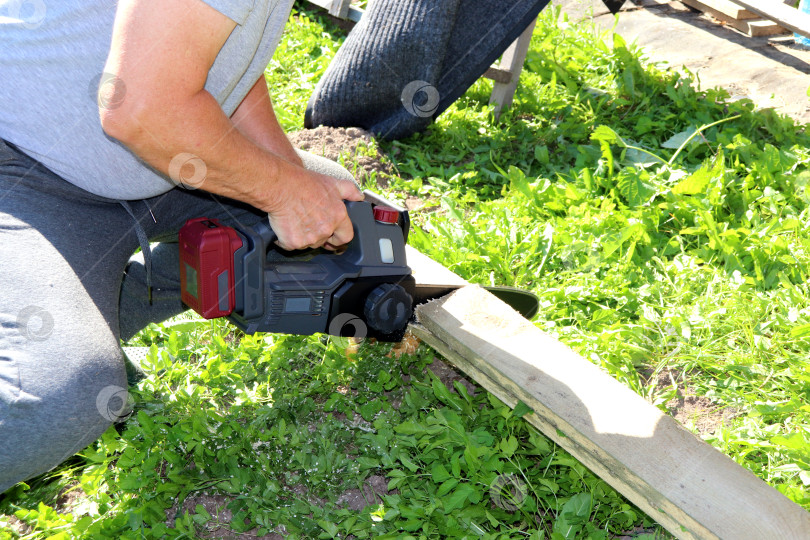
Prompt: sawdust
<box><xmin>388</xmin><ymin>330</ymin><xmax>422</xmax><ymax>358</ymax></box>
<box><xmin>287</xmin><ymin>126</ymin><xmax>392</xmax><ymax>185</ymax></box>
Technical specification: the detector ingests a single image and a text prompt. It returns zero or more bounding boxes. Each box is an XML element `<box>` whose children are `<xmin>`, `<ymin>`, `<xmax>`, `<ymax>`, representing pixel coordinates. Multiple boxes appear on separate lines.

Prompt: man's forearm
<box><xmin>99</xmin><ymin>0</ymin><xmax>362</xmax><ymax>251</ymax></box>
<box><xmin>230</xmin><ymin>76</ymin><xmax>302</xmax><ymax>166</ymax></box>
<box><xmin>101</xmin><ymin>85</ymin><xmax>363</xmax><ymax>250</ymax></box>
<box><xmin>101</xmin><ymin>86</ymin><xmax>291</xmax><ymax>214</ymax></box>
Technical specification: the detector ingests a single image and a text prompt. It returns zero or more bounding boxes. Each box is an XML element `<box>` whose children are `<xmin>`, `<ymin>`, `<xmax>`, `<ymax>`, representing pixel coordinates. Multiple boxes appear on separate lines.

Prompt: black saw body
<box><xmin>178</xmin><ymin>192</ymin><xmax>538</xmax><ymax>342</ymax></box>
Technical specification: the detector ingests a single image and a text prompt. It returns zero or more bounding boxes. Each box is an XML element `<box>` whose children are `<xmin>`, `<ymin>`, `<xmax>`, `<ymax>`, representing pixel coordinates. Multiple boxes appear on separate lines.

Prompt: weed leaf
<box><xmin>553</xmin><ymin>493</ymin><xmax>592</xmax><ymax>539</ymax></box>
<box><xmin>662</xmin><ymin>127</ymin><xmax>698</xmax><ymax>149</ymax></box>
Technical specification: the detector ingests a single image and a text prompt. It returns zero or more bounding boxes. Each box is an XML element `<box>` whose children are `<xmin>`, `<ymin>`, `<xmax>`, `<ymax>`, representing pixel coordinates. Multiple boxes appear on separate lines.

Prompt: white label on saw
<box><xmin>379</xmin><ymin>238</ymin><xmax>394</xmax><ymax>264</ymax></box>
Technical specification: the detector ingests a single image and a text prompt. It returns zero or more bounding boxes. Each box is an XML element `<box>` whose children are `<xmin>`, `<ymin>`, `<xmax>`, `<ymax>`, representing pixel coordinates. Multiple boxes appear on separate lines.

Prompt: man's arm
<box><xmin>99</xmin><ymin>0</ymin><xmax>362</xmax><ymax>250</ymax></box>
<box><xmin>230</xmin><ymin>76</ymin><xmax>303</xmax><ymax>166</ymax></box>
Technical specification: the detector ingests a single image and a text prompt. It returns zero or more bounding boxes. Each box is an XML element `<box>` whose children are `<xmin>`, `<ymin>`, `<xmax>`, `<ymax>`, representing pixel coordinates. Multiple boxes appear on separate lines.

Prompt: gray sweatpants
<box><xmin>0</xmin><ymin>138</ymin><xmax>355</xmax><ymax>493</ymax></box>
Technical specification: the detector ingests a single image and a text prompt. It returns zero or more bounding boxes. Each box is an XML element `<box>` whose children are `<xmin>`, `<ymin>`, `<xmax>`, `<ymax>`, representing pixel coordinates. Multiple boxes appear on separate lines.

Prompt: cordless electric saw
<box><xmin>178</xmin><ymin>191</ymin><xmax>537</xmax><ymax>342</ymax></box>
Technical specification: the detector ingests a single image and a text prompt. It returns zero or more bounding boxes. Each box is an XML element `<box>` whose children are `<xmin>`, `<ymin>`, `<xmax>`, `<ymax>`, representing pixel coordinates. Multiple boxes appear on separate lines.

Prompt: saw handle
<box><xmin>257</xmin><ymin>193</ymin><xmax>407</xmax><ymax>261</ymax></box>
<box><xmin>250</xmin><ymin>219</ymin><xmax>278</xmax><ymax>252</ymax></box>
<box><xmin>237</xmin><ymin>196</ymin><xmax>407</xmax><ymax>319</ymax></box>
<box><xmin>258</xmin><ymin>201</ymin><xmax>362</xmax><ymax>255</ymax></box>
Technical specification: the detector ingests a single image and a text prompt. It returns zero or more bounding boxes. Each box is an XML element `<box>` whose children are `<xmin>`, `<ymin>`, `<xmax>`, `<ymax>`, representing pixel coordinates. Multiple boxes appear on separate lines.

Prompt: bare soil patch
<box><xmin>163</xmin><ymin>472</ymin><xmax>395</xmax><ymax>538</ymax></box>
<box><xmin>615</xmin><ymin>525</ymin><xmax>663</xmax><ymax>539</ymax></box>
<box><xmin>642</xmin><ymin>368</ymin><xmax>739</xmax><ymax>436</ymax></box>
<box><xmin>335</xmin><ymin>474</ymin><xmax>390</xmax><ymax>511</ymax></box>
<box><xmin>165</xmin><ymin>493</ymin><xmax>285</xmax><ymax>539</ymax></box>
<box><xmin>287</xmin><ymin>126</ymin><xmax>392</xmax><ymax>185</ymax></box>
<box><xmin>667</xmin><ymin>393</ymin><xmax>738</xmax><ymax>436</ymax></box>
<box><xmin>425</xmin><ymin>356</ymin><xmax>477</xmax><ymax>397</ymax></box>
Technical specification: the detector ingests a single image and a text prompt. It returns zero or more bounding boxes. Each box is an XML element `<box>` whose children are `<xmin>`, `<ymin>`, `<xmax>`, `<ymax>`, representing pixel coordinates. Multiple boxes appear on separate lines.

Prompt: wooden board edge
<box><xmin>406</xmin><ymin>245</ymin><xmax>467</xmax><ymax>288</ymax></box>
<box><xmin>304</xmin><ymin>0</ymin><xmax>364</xmax><ymax>22</ymax></box>
<box><xmin>483</xmin><ymin>67</ymin><xmax>513</xmax><ymax>84</ymax></box>
<box><xmin>746</xmin><ymin>19</ymin><xmax>790</xmax><ymax>37</ymax></box>
<box><xmin>680</xmin><ymin>0</ymin><xmax>757</xmax><ymax>19</ymax></box>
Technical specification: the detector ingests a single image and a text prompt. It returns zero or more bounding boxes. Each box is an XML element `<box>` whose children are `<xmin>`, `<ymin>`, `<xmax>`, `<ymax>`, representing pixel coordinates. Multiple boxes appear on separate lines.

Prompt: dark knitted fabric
<box><xmin>305</xmin><ymin>0</ymin><xmax>551</xmax><ymax>140</ymax></box>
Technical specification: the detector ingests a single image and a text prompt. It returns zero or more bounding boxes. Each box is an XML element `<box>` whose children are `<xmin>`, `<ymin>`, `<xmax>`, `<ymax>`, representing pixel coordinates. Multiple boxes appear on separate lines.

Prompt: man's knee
<box><xmin>0</xmin><ymin>335</ymin><xmax>129</xmax><ymax>494</ymax></box>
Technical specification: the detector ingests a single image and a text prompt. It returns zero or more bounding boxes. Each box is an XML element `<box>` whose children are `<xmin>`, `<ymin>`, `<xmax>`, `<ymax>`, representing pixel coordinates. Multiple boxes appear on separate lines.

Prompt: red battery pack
<box><xmin>178</xmin><ymin>217</ymin><xmax>243</xmax><ymax>319</ymax></box>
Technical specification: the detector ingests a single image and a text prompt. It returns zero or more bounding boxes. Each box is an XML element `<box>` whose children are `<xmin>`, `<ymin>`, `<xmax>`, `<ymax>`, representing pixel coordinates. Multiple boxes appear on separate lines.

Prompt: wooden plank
<box><xmin>681</xmin><ymin>0</ymin><xmax>758</xmax><ymax>19</ymax></box>
<box><xmin>328</xmin><ymin>0</ymin><xmax>351</xmax><ymax>19</ymax></box>
<box><xmin>680</xmin><ymin>0</ymin><xmax>788</xmax><ymax>36</ymax></box>
<box><xmin>489</xmin><ymin>19</ymin><xmax>538</xmax><ymax>119</ymax></box>
<box><xmin>304</xmin><ymin>0</ymin><xmax>364</xmax><ymax>22</ymax></box>
<box><xmin>413</xmin><ymin>284</ymin><xmax>810</xmax><ymax>540</ymax></box>
<box><xmin>728</xmin><ymin>0</ymin><xmax>810</xmax><ymax>38</ymax></box>
<box><xmin>483</xmin><ymin>66</ymin><xmax>514</xmax><ymax>85</ymax></box>
<box><xmin>745</xmin><ymin>18</ymin><xmax>791</xmax><ymax>37</ymax></box>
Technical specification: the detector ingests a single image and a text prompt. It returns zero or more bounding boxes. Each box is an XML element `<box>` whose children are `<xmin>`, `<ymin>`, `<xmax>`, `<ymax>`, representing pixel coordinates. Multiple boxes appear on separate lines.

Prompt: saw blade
<box><xmin>406</xmin><ymin>246</ymin><xmax>538</xmax><ymax>320</ymax></box>
<box><xmin>413</xmin><ymin>284</ymin><xmax>539</xmax><ymax>320</ymax></box>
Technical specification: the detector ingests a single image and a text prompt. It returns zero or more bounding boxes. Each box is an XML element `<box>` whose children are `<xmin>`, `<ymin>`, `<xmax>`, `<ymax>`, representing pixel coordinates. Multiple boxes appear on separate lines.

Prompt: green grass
<box><xmin>3</xmin><ymin>3</ymin><xmax>810</xmax><ymax>538</ymax></box>
<box><xmin>399</xmin><ymin>12</ymin><xmax>810</xmax><ymax>509</ymax></box>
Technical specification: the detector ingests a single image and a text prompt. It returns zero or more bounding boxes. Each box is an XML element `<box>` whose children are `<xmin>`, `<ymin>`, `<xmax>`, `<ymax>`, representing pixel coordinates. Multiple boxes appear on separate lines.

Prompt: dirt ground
<box><xmin>643</xmin><ymin>368</ymin><xmax>739</xmax><ymax>436</ymax></box>
<box><xmin>287</xmin><ymin>126</ymin><xmax>392</xmax><ymax>184</ymax></box>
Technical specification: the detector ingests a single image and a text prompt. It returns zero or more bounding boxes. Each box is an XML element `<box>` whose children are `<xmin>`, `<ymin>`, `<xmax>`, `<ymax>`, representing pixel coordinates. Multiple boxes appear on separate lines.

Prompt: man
<box><xmin>0</xmin><ymin>0</ymin><xmax>362</xmax><ymax>492</ymax></box>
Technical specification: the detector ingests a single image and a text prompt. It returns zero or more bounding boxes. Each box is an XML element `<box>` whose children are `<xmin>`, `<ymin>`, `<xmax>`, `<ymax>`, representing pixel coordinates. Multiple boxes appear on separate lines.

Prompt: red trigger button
<box><xmin>373</xmin><ymin>206</ymin><xmax>399</xmax><ymax>224</ymax></box>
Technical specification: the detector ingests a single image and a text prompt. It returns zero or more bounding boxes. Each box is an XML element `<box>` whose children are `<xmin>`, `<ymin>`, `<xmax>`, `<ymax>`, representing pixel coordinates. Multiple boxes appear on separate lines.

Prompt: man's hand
<box><xmin>229</xmin><ymin>77</ymin><xmax>364</xmax><ymax>250</ymax></box>
<box><xmin>266</xmin><ymin>163</ymin><xmax>363</xmax><ymax>251</ymax></box>
<box><xmin>98</xmin><ymin>0</ymin><xmax>360</xmax><ymax>250</ymax></box>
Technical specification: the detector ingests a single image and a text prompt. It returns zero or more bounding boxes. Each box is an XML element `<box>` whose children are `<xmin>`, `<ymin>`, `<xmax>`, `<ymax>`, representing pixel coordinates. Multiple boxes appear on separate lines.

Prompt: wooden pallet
<box><xmin>679</xmin><ymin>0</ymin><xmax>789</xmax><ymax>37</ymax></box>
<box><xmin>732</xmin><ymin>0</ymin><xmax>810</xmax><ymax>38</ymax></box>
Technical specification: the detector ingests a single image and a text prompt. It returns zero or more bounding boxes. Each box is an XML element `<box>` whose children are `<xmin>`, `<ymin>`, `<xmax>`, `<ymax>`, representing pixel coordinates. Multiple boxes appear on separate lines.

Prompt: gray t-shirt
<box><xmin>0</xmin><ymin>0</ymin><xmax>294</xmax><ymax>200</ymax></box>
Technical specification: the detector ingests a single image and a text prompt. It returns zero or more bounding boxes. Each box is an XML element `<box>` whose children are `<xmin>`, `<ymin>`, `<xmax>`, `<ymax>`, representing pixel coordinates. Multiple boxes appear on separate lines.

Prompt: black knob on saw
<box><xmin>363</xmin><ymin>283</ymin><xmax>413</xmax><ymax>335</ymax></box>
